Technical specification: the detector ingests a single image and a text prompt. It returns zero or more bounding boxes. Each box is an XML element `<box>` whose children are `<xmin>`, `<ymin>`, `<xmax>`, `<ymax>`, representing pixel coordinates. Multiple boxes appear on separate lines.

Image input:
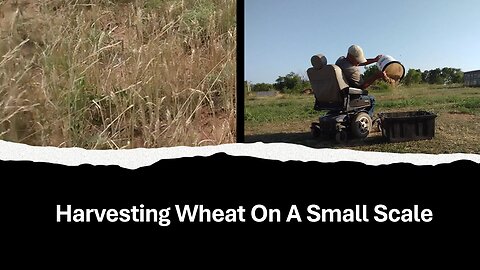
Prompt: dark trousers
<box><xmin>359</xmin><ymin>95</ymin><xmax>375</xmax><ymax>117</ymax></box>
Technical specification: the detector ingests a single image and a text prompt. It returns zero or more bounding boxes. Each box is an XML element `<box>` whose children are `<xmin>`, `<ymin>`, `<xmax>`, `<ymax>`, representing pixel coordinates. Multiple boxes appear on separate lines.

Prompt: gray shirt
<box><xmin>335</xmin><ymin>56</ymin><xmax>364</xmax><ymax>88</ymax></box>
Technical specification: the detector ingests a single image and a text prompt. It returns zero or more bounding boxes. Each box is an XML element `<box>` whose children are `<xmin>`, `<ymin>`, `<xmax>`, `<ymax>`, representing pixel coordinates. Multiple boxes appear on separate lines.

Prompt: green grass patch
<box><xmin>245</xmin><ymin>86</ymin><xmax>480</xmax><ymax>154</ymax></box>
<box><xmin>245</xmin><ymin>95</ymin><xmax>317</xmax><ymax>123</ymax></box>
<box><xmin>246</xmin><ymin>87</ymin><xmax>480</xmax><ymax>125</ymax></box>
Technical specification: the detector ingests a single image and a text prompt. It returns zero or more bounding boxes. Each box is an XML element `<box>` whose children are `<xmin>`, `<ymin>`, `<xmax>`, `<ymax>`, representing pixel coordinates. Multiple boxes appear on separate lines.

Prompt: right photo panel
<box><xmin>244</xmin><ymin>0</ymin><xmax>479</xmax><ymax>154</ymax></box>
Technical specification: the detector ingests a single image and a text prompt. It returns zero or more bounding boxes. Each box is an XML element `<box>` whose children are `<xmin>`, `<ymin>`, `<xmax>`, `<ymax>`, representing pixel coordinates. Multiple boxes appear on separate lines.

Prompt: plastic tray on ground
<box><xmin>378</xmin><ymin>111</ymin><xmax>437</xmax><ymax>142</ymax></box>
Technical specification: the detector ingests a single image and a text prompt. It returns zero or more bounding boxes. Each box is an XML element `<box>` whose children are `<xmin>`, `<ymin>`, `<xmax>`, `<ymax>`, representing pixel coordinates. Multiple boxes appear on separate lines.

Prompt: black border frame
<box><xmin>236</xmin><ymin>0</ymin><xmax>245</xmax><ymax>142</ymax></box>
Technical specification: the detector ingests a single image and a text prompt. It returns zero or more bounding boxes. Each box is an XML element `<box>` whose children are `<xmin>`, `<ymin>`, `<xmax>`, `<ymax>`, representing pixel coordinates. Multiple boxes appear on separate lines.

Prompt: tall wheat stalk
<box><xmin>0</xmin><ymin>0</ymin><xmax>236</xmax><ymax>148</ymax></box>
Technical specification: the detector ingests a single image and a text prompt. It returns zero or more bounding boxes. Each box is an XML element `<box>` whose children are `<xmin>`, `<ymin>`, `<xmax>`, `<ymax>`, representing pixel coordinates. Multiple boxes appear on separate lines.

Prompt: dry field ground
<box><xmin>245</xmin><ymin>85</ymin><xmax>480</xmax><ymax>154</ymax></box>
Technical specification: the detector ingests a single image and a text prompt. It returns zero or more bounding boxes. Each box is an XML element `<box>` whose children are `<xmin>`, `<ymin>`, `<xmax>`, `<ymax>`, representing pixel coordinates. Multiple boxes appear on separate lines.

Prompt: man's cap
<box><xmin>348</xmin><ymin>45</ymin><xmax>367</xmax><ymax>64</ymax></box>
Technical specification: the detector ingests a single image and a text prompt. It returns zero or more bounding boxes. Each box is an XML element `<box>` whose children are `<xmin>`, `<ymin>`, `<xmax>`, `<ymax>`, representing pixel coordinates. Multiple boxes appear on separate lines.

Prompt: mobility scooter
<box><xmin>307</xmin><ymin>54</ymin><xmax>374</xmax><ymax>143</ymax></box>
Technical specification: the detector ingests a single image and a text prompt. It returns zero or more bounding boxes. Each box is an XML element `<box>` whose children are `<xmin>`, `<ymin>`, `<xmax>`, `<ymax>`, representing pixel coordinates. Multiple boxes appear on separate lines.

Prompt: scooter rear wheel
<box><xmin>311</xmin><ymin>123</ymin><xmax>321</xmax><ymax>138</ymax></box>
<box><xmin>351</xmin><ymin>112</ymin><xmax>372</xmax><ymax>139</ymax></box>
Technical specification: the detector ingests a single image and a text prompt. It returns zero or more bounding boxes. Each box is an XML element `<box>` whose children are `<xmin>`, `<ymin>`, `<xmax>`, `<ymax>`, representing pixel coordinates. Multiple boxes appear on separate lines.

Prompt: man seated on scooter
<box><xmin>335</xmin><ymin>44</ymin><xmax>388</xmax><ymax>116</ymax></box>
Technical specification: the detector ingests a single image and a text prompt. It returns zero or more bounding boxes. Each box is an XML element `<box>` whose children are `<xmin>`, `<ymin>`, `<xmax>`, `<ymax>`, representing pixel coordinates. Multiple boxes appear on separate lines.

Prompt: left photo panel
<box><xmin>0</xmin><ymin>0</ymin><xmax>236</xmax><ymax>149</ymax></box>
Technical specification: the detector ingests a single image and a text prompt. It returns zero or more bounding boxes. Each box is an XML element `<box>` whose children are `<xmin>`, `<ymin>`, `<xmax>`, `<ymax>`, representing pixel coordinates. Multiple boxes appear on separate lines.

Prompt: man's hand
<box><xmin>374</xmin><ymin>71</ymin><xmax>387</xmax><ymax>79</ymax></box>
<box><xmin>374</xmin><ymin>55</ymin><xmax>383</xmax><ymax>62</ymax></box>
<box><xmin>361</xmin><ymin>55</ymin><xmax>383</xmax><ymax>66</ymax></box>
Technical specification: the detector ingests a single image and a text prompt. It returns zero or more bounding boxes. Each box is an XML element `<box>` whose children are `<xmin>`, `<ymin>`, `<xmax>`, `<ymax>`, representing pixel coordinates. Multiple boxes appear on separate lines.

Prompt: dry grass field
<box><xmin>0</xmin><ymin>0</ymin><xmax>236</xmax><ymax>149</ymax></box>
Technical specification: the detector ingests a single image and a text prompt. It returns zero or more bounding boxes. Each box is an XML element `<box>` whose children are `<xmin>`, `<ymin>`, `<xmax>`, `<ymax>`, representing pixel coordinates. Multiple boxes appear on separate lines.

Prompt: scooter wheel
<box><xmin>351</xmin><ymin>112</ymin><xmax>372</xmax><ymax>139</ymax></box>
<box><xmin>335</xmin><ymin>130</ymin><xmax>348</xmax><ymax>144</ymax></box>
<box><xmin>311</xmin><ymin>123</ymin><xmax>321</xmax><ymax>138</ymax></box>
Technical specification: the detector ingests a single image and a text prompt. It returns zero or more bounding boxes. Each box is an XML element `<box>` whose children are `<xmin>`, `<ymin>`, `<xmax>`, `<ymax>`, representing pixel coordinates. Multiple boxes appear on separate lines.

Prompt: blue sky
<box><xmin>244</xmin><ymin>0</ymin><xmax>480</xmax><ymax>83</ymax></box>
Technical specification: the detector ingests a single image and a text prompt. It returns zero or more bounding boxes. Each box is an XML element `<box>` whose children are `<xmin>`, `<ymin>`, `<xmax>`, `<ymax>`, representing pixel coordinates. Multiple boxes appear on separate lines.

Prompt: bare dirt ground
<box><xmin>246</xmin><ymin>114</ymin><xmax>480</xmax><ymax>153</ymax></box>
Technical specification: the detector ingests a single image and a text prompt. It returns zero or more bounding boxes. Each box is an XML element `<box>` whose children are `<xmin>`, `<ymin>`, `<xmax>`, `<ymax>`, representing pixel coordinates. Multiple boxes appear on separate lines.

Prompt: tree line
<box><xmin>364</xmin><ymin>66</ymin><xmax>464</xmax><ymax>86</ymax></box>
<box><xmin>245</xmin><ymin>72</ymin><xmax>310</xmax><ymax>93</ymax></box>
<box><xmin>246</xmin><ymin>66</ymin><xmax>465</xmax><ymax>94</ymax></box>
<box><xmin>407</xmin><ymin>67</ymin><xmax>463</xmax><ymax>85</ymax></box>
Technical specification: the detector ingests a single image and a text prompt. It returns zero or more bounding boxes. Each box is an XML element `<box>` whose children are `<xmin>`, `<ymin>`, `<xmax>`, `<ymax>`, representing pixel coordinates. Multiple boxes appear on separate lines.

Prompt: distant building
<box><xmin>464</xmin><ymin>70</ymin><xmax>480</xmax><ymax>86</ymax></box>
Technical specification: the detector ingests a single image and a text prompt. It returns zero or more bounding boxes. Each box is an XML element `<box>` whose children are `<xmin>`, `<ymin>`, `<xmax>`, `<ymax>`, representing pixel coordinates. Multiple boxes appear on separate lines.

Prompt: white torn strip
<box><xmin>0</xmin><ymin>140</ymin><xmax>478</xmax><ymax>169</ymax></box>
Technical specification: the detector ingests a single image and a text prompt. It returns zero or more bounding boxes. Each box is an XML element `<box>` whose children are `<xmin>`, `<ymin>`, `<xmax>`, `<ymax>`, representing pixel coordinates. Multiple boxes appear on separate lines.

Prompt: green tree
<box><xmin>421</xmin><ymin>70</ymin><xmax>430</xmax><ymax>83</ymax></box>
<box><xmin>428</xmin><ymin>68</ymin><xmax>444</xmax><ymax>84</ymax></box>
<box><xmin>274</xmin><ymin>72</ymin><xmax>303</xmax><ymax>93</ymax></box>
<box><xmin>441</xmin><ymin>67</ymin><xmax>463</xmax><ymax>84</ymax></box>
<box><xmin>441</xmin><ymin>67</ymin><xmax>454</xmax><ymax>84</ymax></box>
<box><xmin>251</xmin><ymin>83</ymin><xmax>273</xmax><ymax>92</ymax></box>
<box><xmin>451</xmin><ymin>69</ymin><xmax>464</xmax><ymax>83</ymax></box>
<box><xmin>404</xmin><ymin>69</ymin><xmax>422</xmax><ymax>85</ymax></box>
<box><xmin>363</xmin><ymin>65</ymin><xmax>380</xmax><ymax>80</ymax></box>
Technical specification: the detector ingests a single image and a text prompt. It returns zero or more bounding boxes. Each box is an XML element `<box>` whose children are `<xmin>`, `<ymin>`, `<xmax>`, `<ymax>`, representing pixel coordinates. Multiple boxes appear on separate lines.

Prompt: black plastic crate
<box><xmin>378</xmin><ymin>111</ymin><xmax>437</xmax><ymax>142</ymax></box>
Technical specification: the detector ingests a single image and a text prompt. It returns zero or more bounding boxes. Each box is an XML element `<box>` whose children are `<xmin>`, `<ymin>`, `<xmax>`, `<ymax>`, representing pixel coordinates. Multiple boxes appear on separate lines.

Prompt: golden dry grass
<box><xmin>0</xmin><ymin>0</ymin><xmax>236</xmax><ymax>148</ymax></box>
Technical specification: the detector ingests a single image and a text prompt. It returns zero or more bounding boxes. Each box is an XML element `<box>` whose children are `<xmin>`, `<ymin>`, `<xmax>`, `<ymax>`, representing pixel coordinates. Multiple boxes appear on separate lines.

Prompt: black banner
<box><xmin>2</xmin><ymin>155</ymin><xmax>478</xmax><ymax>260</ymax></box>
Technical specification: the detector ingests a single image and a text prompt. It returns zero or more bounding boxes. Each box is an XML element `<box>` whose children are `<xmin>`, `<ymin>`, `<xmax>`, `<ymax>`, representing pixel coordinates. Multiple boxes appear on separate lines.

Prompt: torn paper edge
<box><xmin>0</xmin><ymin>140</ymin><xmax>479</xmax><ymax>169</ymax></box>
